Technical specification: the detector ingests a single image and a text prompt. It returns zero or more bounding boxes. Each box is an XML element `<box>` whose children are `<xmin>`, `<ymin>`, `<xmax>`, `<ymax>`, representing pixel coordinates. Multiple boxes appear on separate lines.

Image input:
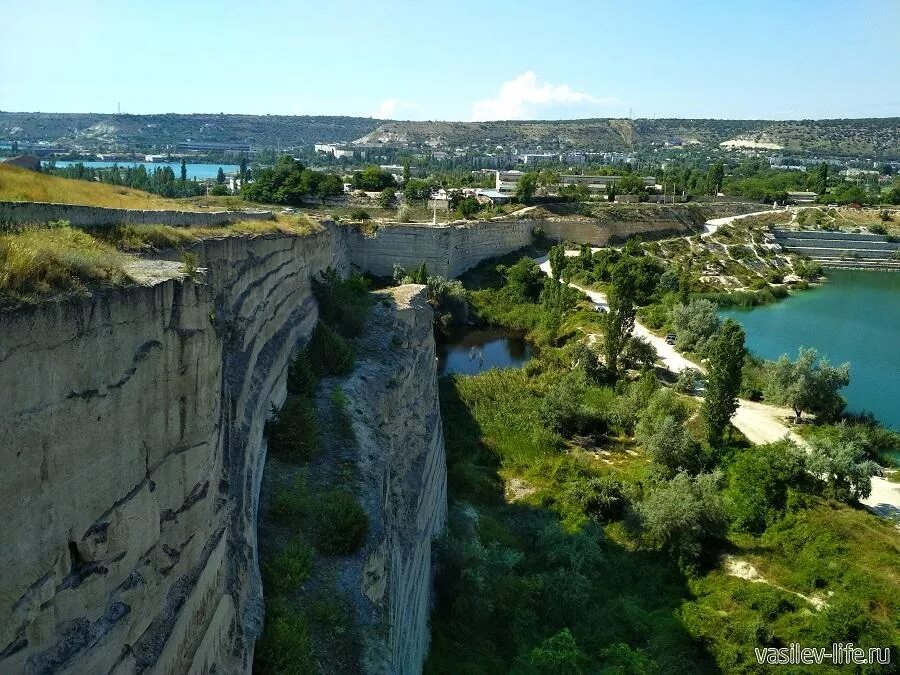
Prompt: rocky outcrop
<box><xmin>342</xmin><ymin>286</ymin><xmax>447</xmax><ymax>674</ymax></box>
<box><xmin>0</xmin><ymin>226</ymin><xmax>347</xmax><ymax>674</ymax></box>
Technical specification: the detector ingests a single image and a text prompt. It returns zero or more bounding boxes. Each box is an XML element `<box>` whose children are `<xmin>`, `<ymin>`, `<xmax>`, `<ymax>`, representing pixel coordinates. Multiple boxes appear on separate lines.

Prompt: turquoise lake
<box><xmin>722</xmin><ymin>270</ymin><xmax>900</xmax><ymax>430</ymax></box>
<box><xmin>44</xmin><ymin>160</ymin><xmax>239</xmax><ymax>181</ymax></box>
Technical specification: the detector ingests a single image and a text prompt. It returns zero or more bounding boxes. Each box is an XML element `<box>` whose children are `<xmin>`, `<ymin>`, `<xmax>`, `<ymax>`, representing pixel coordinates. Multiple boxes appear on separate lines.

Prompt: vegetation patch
<box><xmin>0</xmin><ymin>224</ymin><xmax>129</xmax><ymax>302</ymax></box>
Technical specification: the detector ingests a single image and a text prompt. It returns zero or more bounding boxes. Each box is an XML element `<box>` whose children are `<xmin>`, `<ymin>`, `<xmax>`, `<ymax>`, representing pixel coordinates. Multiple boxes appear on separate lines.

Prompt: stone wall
<box><xmin>0</xmin><ymin>200</ymin><xmax>273</xmax><ymax>228</ymax></box>
<box><xmin>0</xmin><ymin>225</ymin><xmax>347</xmax><ymax>674</ymax></box>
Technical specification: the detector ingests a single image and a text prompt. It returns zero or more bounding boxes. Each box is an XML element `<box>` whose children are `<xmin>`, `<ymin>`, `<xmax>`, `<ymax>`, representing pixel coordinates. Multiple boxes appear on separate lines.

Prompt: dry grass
<box><xmin>0</xmin><ymin>225</ymin><xmax>130</xmax><ymax>300</ymax></box>
<box><xmin>92</xmin><ymin>214</ymin><xmax>318</xmax><ymax>252</ymax></box>
<box><xmin>0</xmin><ymin>164</ymin><xmax>201</xmax><ymax>209</ymax></box>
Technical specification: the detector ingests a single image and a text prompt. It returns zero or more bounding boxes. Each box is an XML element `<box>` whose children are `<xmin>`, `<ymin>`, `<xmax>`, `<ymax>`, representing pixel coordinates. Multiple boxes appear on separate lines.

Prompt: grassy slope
<box><xmin>0</xmin><ymin>164</ymin><xmax>202</xmax><ymax>209</ymax></box>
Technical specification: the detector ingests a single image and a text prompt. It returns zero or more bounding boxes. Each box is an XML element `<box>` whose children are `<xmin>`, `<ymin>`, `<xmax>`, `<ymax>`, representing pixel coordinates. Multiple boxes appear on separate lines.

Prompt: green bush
<box><xmin>312</xmin><ymin>268</ymin><xmax>371</xmax><ymax>337</ymax></box>
<box><xmin>566</xmin><ymin>473</ymin><xmax>626</xmax><ymax>521</ymax></box>
<box><xmin>307</xmin><ymin>322</ymin><xmax>355</xmax><ymax>376</ymax></box>
<box><xmin>270</xmin><ymin>476</ymin><xmax>310</xmax><ymax>523</ymax></box>
<box><xmin>266</xmin><ymin>396</ymin><xmax>319</xmax><ymax>462</ymax></box>
<box><xmin>313</xmin><ymin>491</ymin><xmax>369</xmax><ymax>555</ymax></box>
<box><xmin>724</xmin><ymin>441</ymin><xmax>807</xmax><ymax>533</ymax></box>
<box><xmin>254</xmin><ymin>602</ymin><xmax>314</xmax><ymax>674</ymax></box>
<box><xmin>263</xmin><ymin>539</ymin><xmax>314</xmax><ymax>596</ymax></box>
<box><xmin>286</xmin><ymin>350</ymin><xmax>317</xmax><ymax>397</ymax></box>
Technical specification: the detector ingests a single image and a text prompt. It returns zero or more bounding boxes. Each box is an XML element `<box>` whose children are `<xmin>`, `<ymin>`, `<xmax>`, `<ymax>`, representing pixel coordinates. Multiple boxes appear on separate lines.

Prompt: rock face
<box><xmin>342</xmin><ymin>286</ymin><xmax>447</xmax><ymax>674</ymax></box>
<box><xmin>0</xmin><ymin>227</ymin><xmax>347</xmax><ymax>674</ymax></box>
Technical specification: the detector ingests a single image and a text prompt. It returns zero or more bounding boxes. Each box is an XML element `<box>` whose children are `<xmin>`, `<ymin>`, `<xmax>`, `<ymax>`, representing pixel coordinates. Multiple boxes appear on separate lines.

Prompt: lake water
<box><xmin>437</xmin><ymin>328</ymin><xmax>533</xmax><ymax>376</ymax></box>
<box><xmin>44</xmin><ymin>161</ymin><xmax>239</xmax><ymax>181</ymax></box>
<box><xmin>721</xmin><ymin>270</ymin><xmax>900</xmax><ymax>429</ymax></box>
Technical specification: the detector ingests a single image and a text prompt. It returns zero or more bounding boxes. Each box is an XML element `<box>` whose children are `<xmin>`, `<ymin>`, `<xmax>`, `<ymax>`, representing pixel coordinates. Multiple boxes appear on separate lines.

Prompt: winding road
<box><xmin>534</xmin><ymin>213</ymin><xmax>900</xmax><ymax>524</ymax></box>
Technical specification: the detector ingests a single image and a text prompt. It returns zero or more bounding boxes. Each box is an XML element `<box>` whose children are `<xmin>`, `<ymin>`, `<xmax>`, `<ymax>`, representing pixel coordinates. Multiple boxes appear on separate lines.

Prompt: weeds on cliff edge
<box><xmin>0</xmin><ymin>225</ymin><xmax>128</xmax><ymax>299</ymax></box>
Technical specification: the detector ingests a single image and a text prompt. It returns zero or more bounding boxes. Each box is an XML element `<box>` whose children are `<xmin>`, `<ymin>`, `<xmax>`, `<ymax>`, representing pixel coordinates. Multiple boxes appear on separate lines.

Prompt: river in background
<box><xmin>721</xmin><ymin>269</ymin><xmax>900</xmax><ymax>430</ymax></box>
<box><xmin>43</xmin><ymin>160</ymin><xmax>239</xmax><ymax>181</ymax></box>
<box><xmin>436</xmin><ymin>328</ymin><xmax>533</xmax><ymax>376</ymax></box>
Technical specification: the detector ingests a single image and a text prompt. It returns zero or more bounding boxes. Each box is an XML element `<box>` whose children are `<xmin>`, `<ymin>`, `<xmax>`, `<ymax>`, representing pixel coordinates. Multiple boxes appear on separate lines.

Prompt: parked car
<box><xmin>665</xmin><ymin>333</ymin><xmax>676</xmax><ymax>345</ymax></box>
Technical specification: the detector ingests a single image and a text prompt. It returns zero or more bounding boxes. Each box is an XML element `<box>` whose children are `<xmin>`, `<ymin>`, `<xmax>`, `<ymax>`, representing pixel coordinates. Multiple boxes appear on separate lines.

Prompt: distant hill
<box><xmin>0</xmin><ymin>112</ymin><xmax>380</xmax><ymax>150</ymax></box>
<box><xmin>1</xmin><ymin>112</ymin><xmax>898</xmax><ymax>158</ymax></box>
<box><xmin>353</xmin><ymin>118</ymin><xmax>900</xmax><ymax>159</ymax></box>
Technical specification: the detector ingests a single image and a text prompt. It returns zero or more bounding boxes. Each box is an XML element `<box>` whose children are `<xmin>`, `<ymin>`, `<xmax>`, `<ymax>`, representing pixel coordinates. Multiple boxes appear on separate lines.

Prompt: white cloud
<box><xmin>471</xmin><ymin>71</ymin><xmax>617</xmax><ymax>121</ymax></box>
<box><xmin>373</xmin><ymin>98</ymin><xmax>418</xmax><ymax>119</ymax></box>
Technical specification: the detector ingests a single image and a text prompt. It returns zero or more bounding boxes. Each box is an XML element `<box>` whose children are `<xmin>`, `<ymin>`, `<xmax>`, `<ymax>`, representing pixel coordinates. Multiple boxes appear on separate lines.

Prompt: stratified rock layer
<box><xmin>0</xmin><ymin>227</ymin><xmax>347</xmax><ymax>674</ymax></box>
<box><xmin>343</xmin><ymin>286</ymin><xmax>447</xmax><ymax>674</ymax></box>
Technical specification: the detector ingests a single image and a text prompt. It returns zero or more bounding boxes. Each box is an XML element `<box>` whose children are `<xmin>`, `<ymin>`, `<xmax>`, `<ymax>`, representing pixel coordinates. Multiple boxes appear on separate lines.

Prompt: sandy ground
<box><xmin>534</xmin><ymin>211</ymin><xmax>900</xmax><ymax>523</ymax></box>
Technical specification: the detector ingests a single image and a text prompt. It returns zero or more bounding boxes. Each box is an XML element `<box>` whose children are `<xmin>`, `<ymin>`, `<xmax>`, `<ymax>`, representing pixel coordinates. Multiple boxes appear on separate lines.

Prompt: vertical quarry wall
<box><xmin>343</xmin><ymin>286</ymin><xmax>447</xmax><ymax>674</ymax></box>
<box><xmin>0</xmin><ymin>226</ymin><xmax>348</xmax><ymax>674</ymax></box>
<box><xmin>348</xmin><ymin>220</ymin><xmax>534</xmax><ymax>278</ymax></box>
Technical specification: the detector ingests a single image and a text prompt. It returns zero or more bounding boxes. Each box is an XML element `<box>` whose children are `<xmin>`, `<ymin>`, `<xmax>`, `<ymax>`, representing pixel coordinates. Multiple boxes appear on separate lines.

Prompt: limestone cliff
<box><xmin>342</xmin><ymin>286</ymin><xmax>447</xmax><ymax>674</ymax></box>
<box><xmin>0</xmin><ymin>226</ymin><xmax>348</xmax><ymax>674</ymax></box>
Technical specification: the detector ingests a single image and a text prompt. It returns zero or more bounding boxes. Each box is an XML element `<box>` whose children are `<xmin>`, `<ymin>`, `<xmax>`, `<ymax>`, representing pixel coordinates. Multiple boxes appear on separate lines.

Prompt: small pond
<box><xmin>436</xmin><ymin>328</ymin><xmax>533</xmax><ymax>376</ymax></box>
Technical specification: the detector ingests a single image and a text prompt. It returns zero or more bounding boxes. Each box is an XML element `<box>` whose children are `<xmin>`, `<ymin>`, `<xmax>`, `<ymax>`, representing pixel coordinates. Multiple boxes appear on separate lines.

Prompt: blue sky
<box><xmin>2</xmin><ymin>0</ymin><xmax>898</xmax><ymax>120</ymax></box>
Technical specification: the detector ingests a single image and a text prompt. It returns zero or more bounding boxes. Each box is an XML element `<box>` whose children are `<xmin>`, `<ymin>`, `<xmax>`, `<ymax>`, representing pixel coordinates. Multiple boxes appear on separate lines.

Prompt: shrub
<box><xmin>566</xmin><ymin>473</ymin><xmax>626</xmax><ymax>521</ymax></box>
<box><xmin>349</xmin><ymin>208</ymin><xmax>371</xmax><ymax>221</ymax></box>
<box><xmin>254</xmin><ymin>602</ymin><xmax>314</xmax><ymax>674</ymax></box>
<box><xmin>724</xmin><ymin>441</ymin><xmax>807</xmax><ymax>533</ymax></box>
<box><xmin>270</xmin><ymin>476</ymin><xmax>310</xmax><ymax>523</ymax></box>
<box><xmin>307</xmin><ymin>322</ymin><xmax>355</xmax><ymax>376</ymax></box>
<box><xmin>286</xmin><ymin>350</ymin><xmax>317</xmax><ymax>397</ymax></box>
<box><xmin>377</xmin><ymin>187</ymin><xmax>396</xmax><ymax>208</ymax></box>
<box><xmin>263</xmin><ymin>539</ymin><xmax>314</xmax><ymax>596</ymax></box>
<box><xmin>675</xmin><ymin>367</ymin><xmax>702</xmax><ymax>393</ymax></box>
<box><xmin>313</xmin><ymin>491</ymin><xmax>369</xmax><ymax>555</ymax></box>
<box><xmin>266</xmin><ymin>396</ymin><xmax>319</xmax><ymax>462</ymax></box>
<box><xmin>639</xmin><ymin>471</ymin><xmax>727</xmax><ymax>572</ymax></box>
<box><xmin>312</xmin><ymin>268</ymin><xmax>371</xmax><ymax>337</ymax></box>
<box><xmin>331</xmin><ymin>387</ymin><xmax>353</xmax><ymax>437</ymax></box>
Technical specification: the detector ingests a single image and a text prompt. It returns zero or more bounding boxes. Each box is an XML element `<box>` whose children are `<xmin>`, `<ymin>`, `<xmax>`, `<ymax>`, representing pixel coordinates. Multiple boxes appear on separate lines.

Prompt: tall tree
<box><xmin>239</xmin><ymin>157</ymin><xmax>248</xmax><ymax>183</ymax></box>
<box><xmin>515</xmin><ymin>172</ymin><xmax>538</xmax><ymax>203</ymax></box>
<box><xmin>815</xmin><ymin>162</ymin><xmax>829</xmax><ymax>194</ymax></box>
<box><xmin>180</xmin><ymin>159</ymin><xmax>187</xmax><ymax>182</ymax></box>
<box><xmin>602</xmin><ymin>270</ymin><xmax>636</xmax><ymax>379</ymax></box>
<box><xmin>402</xmin><ymin>160</ymin><xmax>411</xmax><ymax>184</ymax></box>
<box><xmin>706</xmin><ymin>161</ymin><xmax>725</xmax><ymax>195</ymax></box>
<box><xmin>216</xmin><ymin>167</ymin><xmax>226</xmax><ymax>184</ymax></box>
<box><xmin>702</xmin><ymin>319</ymin><xmax>746</xmax><ymax>446</ymax></box>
